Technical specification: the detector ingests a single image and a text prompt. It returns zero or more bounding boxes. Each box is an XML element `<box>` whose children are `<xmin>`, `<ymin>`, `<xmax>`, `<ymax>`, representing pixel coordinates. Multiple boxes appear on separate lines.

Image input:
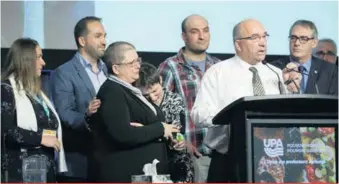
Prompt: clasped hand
<box><xmin>282</xmin><ymin>62</ymin><xmax>302</xmax><ymax>93</ymax></box>
<box><xmin>169</xmin><ymin>137</ymin><xmax>186</xmax><ymax>151</ymax></box>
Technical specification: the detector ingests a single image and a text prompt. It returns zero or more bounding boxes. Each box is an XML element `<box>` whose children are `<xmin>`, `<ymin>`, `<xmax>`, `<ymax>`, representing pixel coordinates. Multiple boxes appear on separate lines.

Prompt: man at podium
<box><xmin>191</xmin><ymin>19</ymin><xmax>300</xmax><ymax>182</ymax></box>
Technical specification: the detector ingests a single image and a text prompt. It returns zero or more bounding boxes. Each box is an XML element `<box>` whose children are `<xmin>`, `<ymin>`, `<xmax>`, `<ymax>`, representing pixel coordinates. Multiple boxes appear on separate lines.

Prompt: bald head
<box><xmin>233</xmin><ymin>19</ymin><xmax>265</xmax><ymax>41</ymax></box>
<box><xmin>233</xmin><ymin>19</ymin><xmax>267</xmax><ymax>64</ymax></box>
<box><xmin>181</xmin><ymin>14</ymin><xmax>210</xmax><ymax>55</ymax></box>
<box><xmin>317</xmin><ymin>39</ymin><xmax>337</xmax><ymax>54</ymax></box>
<box><xmin>181</xmin><ymin>14</ymin><xmax>208</xmax><ymax>33</ymax></box>
<box><xmin>313</xmin><ymin>38</ymin><xmax>338</xmax><ymax>64</ymax></box>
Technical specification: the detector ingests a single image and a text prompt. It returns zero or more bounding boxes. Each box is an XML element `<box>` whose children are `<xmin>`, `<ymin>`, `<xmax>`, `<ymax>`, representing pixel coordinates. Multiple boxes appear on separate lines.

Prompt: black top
<box><xmin>1</xmin><ymin>80</ymin><xmax>58</xmax><ymax>182</ymax></box>
<box><xmin>89</xmin><ymin>79</ymin><xmax>168</xmax><ymax>182</ymax></box>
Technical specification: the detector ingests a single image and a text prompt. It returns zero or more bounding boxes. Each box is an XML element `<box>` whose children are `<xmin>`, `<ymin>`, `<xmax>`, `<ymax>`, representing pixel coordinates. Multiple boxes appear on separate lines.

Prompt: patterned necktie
<box><xmin>249</xmin><ymin>67</ymin><xmax>266</xmax><ymax>96</ymax></box>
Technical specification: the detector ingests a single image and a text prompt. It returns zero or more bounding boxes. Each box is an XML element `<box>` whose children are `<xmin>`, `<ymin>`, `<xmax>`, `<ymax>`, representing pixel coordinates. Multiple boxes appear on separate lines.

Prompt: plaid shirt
<box><xmin>158</xmin><ymin>47</ymin><xmax>220</xmax><ymax>155</ymax></box>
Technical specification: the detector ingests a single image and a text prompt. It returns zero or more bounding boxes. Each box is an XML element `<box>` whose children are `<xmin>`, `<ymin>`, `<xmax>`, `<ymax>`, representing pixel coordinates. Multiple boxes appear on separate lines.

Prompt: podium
<box><xmin>213</xmin><ymin>94</ymin><xmax>338</xmax><ymax>183</ymax></box>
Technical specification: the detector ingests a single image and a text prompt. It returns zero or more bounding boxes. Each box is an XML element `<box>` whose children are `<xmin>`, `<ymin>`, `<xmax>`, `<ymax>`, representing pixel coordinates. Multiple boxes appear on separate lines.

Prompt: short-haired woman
<box><xmin>89</xmin><ymin>41</ymin><xmax>179</xmax><ymax>182</ymax></box>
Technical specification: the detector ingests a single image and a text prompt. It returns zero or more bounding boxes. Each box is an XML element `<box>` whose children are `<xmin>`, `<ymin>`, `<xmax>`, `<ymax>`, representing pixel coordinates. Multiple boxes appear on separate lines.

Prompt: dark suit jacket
<box><xmin>50</xmin><ymin>54</ymin><xmax>107</xmax><ymax>178</ymax></box>
<box><xmin>270</xmin><ymin>56</ymin><xmax>338</xmax><ymax>95</ymax></box>
<box><xmin>89</xmin><ymin>79</ymin><xmax>168</xmax><ymax>182</ymax></box>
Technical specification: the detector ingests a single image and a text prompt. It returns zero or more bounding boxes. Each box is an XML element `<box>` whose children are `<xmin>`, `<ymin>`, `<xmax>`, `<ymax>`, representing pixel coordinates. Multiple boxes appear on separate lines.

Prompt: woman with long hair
<box><xmin>1</xmin><ymin>38</ymin><xmax>67</xmax><ymax>182</ymax></box>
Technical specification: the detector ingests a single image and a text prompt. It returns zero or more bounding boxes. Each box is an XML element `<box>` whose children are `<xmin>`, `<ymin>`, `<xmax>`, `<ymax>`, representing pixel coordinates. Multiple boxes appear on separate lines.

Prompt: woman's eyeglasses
<box><xmin>116</xmin><ymin>57</ymin><xmax>142</xmax><ymax>67</ymax></box>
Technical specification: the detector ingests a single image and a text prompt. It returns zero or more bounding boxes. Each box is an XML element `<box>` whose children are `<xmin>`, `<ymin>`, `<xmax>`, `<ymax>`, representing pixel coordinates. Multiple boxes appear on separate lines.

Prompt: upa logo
<box><xmin>263</xmin><ymin>139</ymin><xmax>284</xmax><ymax>157</ymax></box>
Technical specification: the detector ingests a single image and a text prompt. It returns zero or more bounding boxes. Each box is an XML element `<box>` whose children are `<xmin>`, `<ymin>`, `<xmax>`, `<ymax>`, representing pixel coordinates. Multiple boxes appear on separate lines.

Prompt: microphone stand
<box><xmin>262</xmin><ymin>60</ymin><xmax>283</xmax><ymax>94</ymax></box>
<box><xmin>284</xmin><ymin>67</ymin><xmax>310</xmax><ymax>94</ymax></box>
<box><xmin>284</xmin><ymin>78</ymin><xmax>301</xmax><ymax>94</ymax></box>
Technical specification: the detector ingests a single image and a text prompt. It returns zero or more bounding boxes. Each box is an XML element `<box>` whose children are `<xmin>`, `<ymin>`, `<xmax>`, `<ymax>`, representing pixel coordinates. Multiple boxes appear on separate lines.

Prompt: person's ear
<box><xmin>112</xmin><ymin>65</ymin><xmax>120</xmax><ymax>75</ymax></box>
<box><xmin>311</xmin><ymin>39</ymin><xmax>318</xmax><ymax>49</ymax></box>
<box><xmin>181</xmin><ymin>32</ymin><xmax>188</xmax><ymax>44</ymax></box>
<box><xmin>235</xmin><ymin>40</ymin><xmax>242</xmax><ymax>52</ymax></box>
<box><xmin>78</xmin><ymin>36</ymin><xmax>86</xmax><ymax>48</ymax></box>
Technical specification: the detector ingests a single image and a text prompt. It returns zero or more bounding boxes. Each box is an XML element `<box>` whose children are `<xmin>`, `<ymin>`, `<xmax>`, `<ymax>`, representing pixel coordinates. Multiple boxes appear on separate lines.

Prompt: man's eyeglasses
<box><xmin>289</xmin><ymin>35</ymin><xmax>314</xmax><ymax>44</ymax></box>
<box><xmin>116</xmin><ymin>57</ymin><xmax>142</xmax><ymax>67</ymax></box>
<box><xmin>235</xmin><ymin>33</ymin><xmax>269</xmax><ymax>42</ymax></box>
<box><xmin>315</xmin><ymin>50</ymin><xmax>337</xmax><ymax>57</ymax></box>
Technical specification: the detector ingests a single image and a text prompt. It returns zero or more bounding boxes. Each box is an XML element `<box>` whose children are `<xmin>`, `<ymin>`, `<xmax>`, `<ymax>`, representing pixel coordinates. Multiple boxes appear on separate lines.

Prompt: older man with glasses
<box><xmin>190</xmin><ymin>19</ymin><xmax>297</xmax><ymax>182</ymax></box>
<box><xmin>313</xmin><ymin>38</ymin><xmax>338</xmax><ymax>64</ymax></box>
<box><xmin>271</xmin><ymin>20</ymin><xmax>338</xmax><ymax>95</ymax></box>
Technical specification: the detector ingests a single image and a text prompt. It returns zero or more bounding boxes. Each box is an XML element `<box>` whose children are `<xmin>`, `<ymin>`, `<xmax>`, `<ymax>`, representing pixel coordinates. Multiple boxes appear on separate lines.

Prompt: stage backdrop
<box><xmin>1</xmin><ymin>1</ymin><xmax>338</xmax><ymax>69</ymax></box>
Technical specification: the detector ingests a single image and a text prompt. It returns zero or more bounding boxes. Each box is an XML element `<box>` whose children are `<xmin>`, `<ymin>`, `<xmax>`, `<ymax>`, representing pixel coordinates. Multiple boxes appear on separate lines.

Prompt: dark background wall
<box><xmin>1</xmin><ymin>48</ymin><xmax>287</xmax><ymax>71</ymax></box>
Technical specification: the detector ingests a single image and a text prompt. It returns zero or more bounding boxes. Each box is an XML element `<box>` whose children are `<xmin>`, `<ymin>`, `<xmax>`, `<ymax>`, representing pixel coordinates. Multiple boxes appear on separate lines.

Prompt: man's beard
<box><xmin>187</xmin><ymin>45</ymin><xmax>208</xmax><ymax>55</ymax></box>
<box><xmin>85</xmin><ymin>45</ymin><xmax>104</xmax><ymax>60</ymax></box>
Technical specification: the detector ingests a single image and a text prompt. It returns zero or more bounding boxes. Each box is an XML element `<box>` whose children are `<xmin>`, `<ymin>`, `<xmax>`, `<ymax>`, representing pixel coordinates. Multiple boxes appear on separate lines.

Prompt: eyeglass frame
<box><xmin>235</xmin><ymin>32</ymin><xmax>270</xmax><ymax>42</ymax></box>
<box><xmin>288</xmin><ymin>35</ymin><xmax>315</xmax><ymax>44</ymax></box>
<box><xmin>115</xmin><ymin>57</ymin><xmax>142</xmax><ymax>67</ymax></box>
<box><xmin>315</xmin><ymin>50</ymin><xmax>337</xmax><ymax>57</ymax></box>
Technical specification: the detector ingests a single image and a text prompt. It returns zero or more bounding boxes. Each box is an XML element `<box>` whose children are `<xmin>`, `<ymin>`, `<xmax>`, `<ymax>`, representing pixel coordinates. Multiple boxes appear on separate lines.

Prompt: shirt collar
<box><xmin>176</xmin><ymin>47</ymin><xmax>216</xmax><ymax>67</ymax></box>
<box><xmin>235</xmin><ymin>55</ymin><xmax>263</xmax><ymax>70</ymax></box>
<box><xmin>77</xmin><ymin>52</ymin><xmax>105</xmax><ymax>71</ymax></box>
<box><xmin>290</xmin><ymin>56</ymin><xmax>312</xmax><ymax>72</ymax></box>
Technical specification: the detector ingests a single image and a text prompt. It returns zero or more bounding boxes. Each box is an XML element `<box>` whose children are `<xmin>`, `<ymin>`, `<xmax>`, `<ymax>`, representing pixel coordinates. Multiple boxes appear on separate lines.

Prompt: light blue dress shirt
<box><xmin>77</xmin><ymin>52</ymin><xmax>107</xmax><ymax>93</ymax></box>
<box><xmin>291</xmin><ymin>57</ymin><xmax>312</xmax><ymax>93</ymax></box>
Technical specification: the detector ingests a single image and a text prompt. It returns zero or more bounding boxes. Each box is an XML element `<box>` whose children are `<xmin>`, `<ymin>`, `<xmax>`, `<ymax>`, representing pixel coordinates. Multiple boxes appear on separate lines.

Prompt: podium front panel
<box><xmin>246</xmin><ymin>119</ymin><xmax>338</xmax><ymax>183</ymax></box>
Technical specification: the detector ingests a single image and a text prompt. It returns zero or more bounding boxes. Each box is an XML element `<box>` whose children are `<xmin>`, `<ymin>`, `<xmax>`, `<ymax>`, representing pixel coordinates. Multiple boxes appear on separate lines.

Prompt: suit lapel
<box><xmin>71</xmin><ymin>55</ymin><xmax>96</xmax><ymax>98</ymax></box>
<box><xmin>305</xmin><ymin>57</ymin><xmax>321</xmax><ymax>94</ymax></box>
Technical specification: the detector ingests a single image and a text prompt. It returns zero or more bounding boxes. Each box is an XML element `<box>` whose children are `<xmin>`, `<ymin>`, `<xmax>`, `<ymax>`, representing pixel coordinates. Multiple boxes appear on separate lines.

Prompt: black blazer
<box><xmin>89</xmin><ymin>79</ymin><xmax>168</xmax><ymax>182</ymax></box>
<box><xmin>270</xmin><ymin>56</ymin><xmax>338</xmax><ymax>95</ymax></box>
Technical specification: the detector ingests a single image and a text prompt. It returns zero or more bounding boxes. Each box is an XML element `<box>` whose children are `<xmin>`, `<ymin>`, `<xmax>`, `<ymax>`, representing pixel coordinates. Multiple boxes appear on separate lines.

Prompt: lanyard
<box><xmin>33</xmin><ymin>95</ymin><xmax>50</xmax><ymax>120</ymax></box>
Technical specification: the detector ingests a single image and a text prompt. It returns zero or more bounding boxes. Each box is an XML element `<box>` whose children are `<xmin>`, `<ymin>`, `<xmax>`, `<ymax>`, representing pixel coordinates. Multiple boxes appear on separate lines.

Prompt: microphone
<box><xmin>262</xmin><ymin>60</ymin><xmax>282</xmax><ymax>94</ymax></box>
<box><xmin>315</xmin><ymin>82</ymin><xmax>319</xmax><ymax>94</ymax></box>
<box><xmin>285</xmin><ymin>79</ymin><xmax>301</xmax><ymax>94</ymax></box>
<box><xmin>312</xmin><ymin>70</ymin><xmax>320</xmax><ymax>94</ymax></box>
<box><xmin>284</xmin><ymin>79</ymin><xmax>293</xmax><ymax>85</ymax></box>
<box><xmin>283</xmin><ymin>64</ymin><xmax>303</xmax><ymax>93</ymax></box>
<box><xmin>283</xmin><ymin>65</ymin><xmax>308</xmax><ymax>84</ymax></box>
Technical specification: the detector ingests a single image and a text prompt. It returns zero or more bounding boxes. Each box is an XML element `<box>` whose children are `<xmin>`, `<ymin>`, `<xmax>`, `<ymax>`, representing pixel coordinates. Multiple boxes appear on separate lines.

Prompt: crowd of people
<box><xmin>1</xmin><ymin>14</ymin><xmax>337</xmax><ymax>183</ymax></box>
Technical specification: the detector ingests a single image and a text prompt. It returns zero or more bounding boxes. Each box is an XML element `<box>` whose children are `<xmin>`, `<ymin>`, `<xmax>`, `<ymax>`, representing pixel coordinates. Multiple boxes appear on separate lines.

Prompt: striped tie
<box><xmin>249</xmin><ymin>67</ymin><xmax>266</xmax><ymax>96</ymax></box>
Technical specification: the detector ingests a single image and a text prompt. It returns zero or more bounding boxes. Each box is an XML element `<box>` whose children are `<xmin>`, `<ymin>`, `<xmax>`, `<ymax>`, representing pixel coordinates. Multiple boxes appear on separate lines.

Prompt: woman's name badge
<box><xmin>42</xmin><ymin>129</ymin><xmax>56</xmax><ymax>136</ymax></box>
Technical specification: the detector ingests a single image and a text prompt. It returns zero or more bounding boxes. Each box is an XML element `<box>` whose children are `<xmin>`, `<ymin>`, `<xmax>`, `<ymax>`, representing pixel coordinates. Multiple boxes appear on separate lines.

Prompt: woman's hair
<box><xmin>2</xmin><ymin>38</ymin><xmax>41</xmax><ymax>96</ymax></box>
<box><xmin>103</xmin><ymin>41</ymin><xmax>136</xmax><ymax>75</ymax></box>
<box><xmin>134</xmin><ymin>62</ymin><xmax>161</xmax><ymax>89</ymax></box>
